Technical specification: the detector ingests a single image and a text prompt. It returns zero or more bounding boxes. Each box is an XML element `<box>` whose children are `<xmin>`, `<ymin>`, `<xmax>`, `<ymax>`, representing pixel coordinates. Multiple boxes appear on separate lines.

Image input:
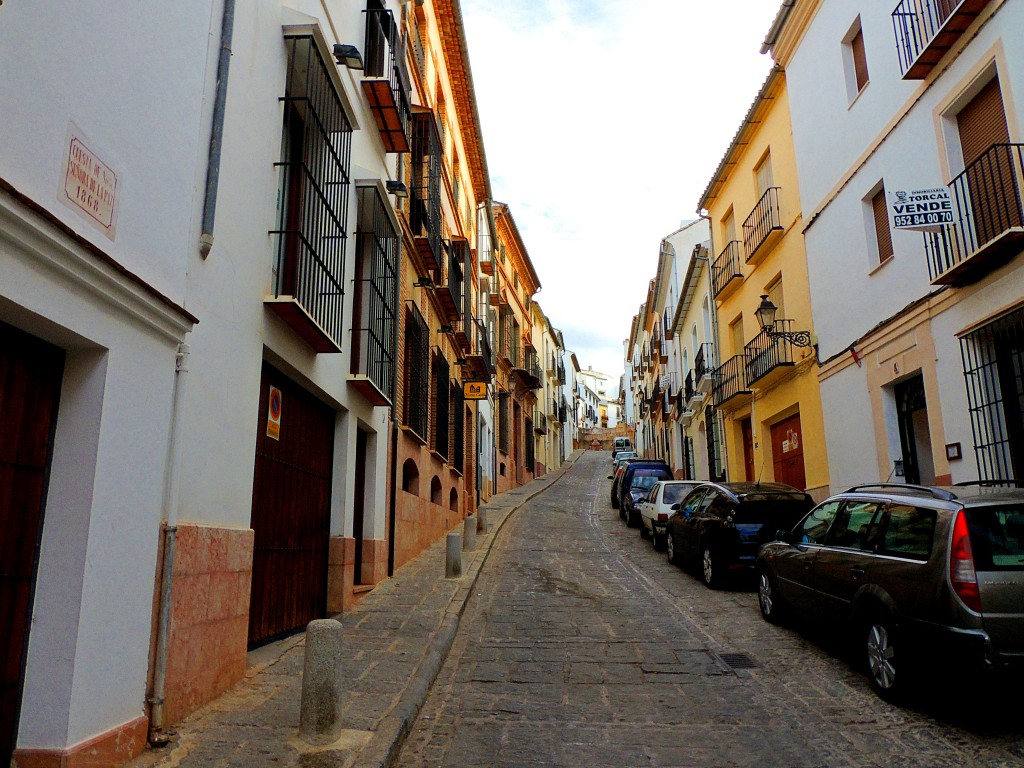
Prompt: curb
<box><xmin>355</xmin><ymin>451</ymin><xmax>584</xmax><ymax>768</ymax></box>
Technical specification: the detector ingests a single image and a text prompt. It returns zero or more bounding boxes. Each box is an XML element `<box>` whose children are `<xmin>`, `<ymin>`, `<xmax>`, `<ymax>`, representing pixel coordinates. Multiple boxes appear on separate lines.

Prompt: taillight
<box><xmin>950</xmin><ymin>510</ymin><xmax>982</xmax><ymax>612</ymax></box>
<box><xmin>657</xmin><ymin>513</ymin><xmax>668</xmax><ymax>522</ymax></box>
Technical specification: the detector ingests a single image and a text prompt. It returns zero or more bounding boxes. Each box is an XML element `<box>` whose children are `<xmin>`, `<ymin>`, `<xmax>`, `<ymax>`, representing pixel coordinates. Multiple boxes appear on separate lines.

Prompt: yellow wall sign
<box><xmin>463</xmin><ymin>381</ymin><xmax>487</xmax><ymax>400</ymax></box>
<box><xmin>266</xmin><ymin>386</ymin><xmax>282</xmax><ymax>440</ymax></box>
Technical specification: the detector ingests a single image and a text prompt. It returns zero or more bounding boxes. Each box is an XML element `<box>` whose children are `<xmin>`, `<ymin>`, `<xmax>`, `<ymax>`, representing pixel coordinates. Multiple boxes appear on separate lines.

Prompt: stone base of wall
<box><xmin>162</xmin><ymin>523</ymin><xmax>253</xmax><ymax>728</ymax></box>
<box><xmin>327</xmin><ymin>537</ymin><xmax>389</xmax><ymax>613</ymax></box>
<box><xmin>12</xmin><ymin>716</ymin><xmax>148</xmax><ymax>768</ymax></box>
<box><xmin>394</xmin><ymin>491</ymin><xmax>463</xmax><ymax>571</ymax></box>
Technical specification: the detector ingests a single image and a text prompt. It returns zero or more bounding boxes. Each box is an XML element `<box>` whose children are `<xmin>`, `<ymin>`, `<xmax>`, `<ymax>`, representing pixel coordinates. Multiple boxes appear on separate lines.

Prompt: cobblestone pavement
<box><xmin>395</xmin><ymin>452</ymin><xmax>1024</xmax><ymax>768</ymax></box>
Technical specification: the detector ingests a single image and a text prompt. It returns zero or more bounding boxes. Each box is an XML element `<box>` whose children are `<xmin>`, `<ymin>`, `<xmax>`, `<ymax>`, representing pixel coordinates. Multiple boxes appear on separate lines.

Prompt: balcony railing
<box><xmin>684</xmin><ymin>370</ymin><xmax>695</xmax><ymax>404</ymax></box>
<box><xmin>435</xmin><ymin>240</ymin><xmax>464</xmax><ymax>323</ymax></box>
<box><xmin>362</xmin><ymin>5</ymin><xmax>412</xmax><ymax>152</ymax></box>
<box><xmin>713</xmin><ymin>354</ymin><xmax>751</xmax><ymax>408</ymax></box>
<box><xmin>743</xmin><ymin>187</ymin><xmax>783</xmax><ymax>263</ymax></box>
<box><xmin>694</xmin><ymin>343</ymin><xmax>714</xmax><ymax>393</ymax></box>
<box><xmin>925</xmin><ymin>144</ymin><xmax>1024</xmax><ymax>285</ymax></box>
<box><xmin>744</xmin><ymin>320</ymin><xmax>797</xmax><ymax>387</ymax></box>
<box><xmin>892</xmin><ymin>0</ymin><xmax>991</xmax><ymax>79</ymax></box>
<box><xmin>712</xmin><ymin>240</ymin><xmax>744</xmax><ymax>298</ymax></box>
<box><xmin>463</xmin><ymin>318</ymin><xmax>494</xmax><ymax>381</ymax></box>
<box><xmin>534</xmin><ymin>412</ymin><xmax>548</xmax><ymax>435</ymax></box>
<box><xmin>410</xmin><ymin>111</ymin><xmax>442</xmax><ymax>272</ymax></box>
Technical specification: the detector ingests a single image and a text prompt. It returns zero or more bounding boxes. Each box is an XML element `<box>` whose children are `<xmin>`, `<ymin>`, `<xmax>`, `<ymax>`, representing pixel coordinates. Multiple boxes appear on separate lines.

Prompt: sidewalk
<box><xmin>129</xmin><ymin>451</ymin><xmax>585</xmax><ymax>768</ymax></box>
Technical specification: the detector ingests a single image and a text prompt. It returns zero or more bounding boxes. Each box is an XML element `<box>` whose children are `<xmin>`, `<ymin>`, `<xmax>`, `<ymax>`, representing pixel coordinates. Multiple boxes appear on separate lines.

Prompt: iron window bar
<box><xmin>410</xmin><ymin>111</ymin><xmax>443</xmax><ymax>271</ymax></box>
<box><xmin>891</xmin><ymin>0</ymin><xmax>983</xmax><ymax>78</ymax></box>
<box><xmin>432</xmin><ymin>353</ymin><xmax>450</xmax><ymax>461</ymax></box>
<box><xmin>271</xmin><ymin>34</ymin><xmax>353</xmax><ymax>351</ymax></box>
<box><xmin>743</xmin><ymin>186</ymin><xmax>783</xmax><ymax>261</ymax></box>
<box><xmin>711</xmin><ymin>240</ymin><xmax>744</xmax><ymax>297</ymax></box>
<box><xmin>403</xmin><ymin>301</ymin><xmax>430</xmax><ymax>441</ymax></box>
<box><xmin>452</xmin><ymin>383</ymin><xmax>465</xmax><ymax>473</ymax></box>
<box><xmin>712</xmin><ymin>354</ymin><xmax>751</xmax><ymax>407</ymax></box>
<box><xmin>362</xmin><ymin>4</ymin><xmax>412</xmax><ymax>153</ymax></box>
<box><xmin>745</xmin><ymin>319</ymin><xmax>799</xmax><ymax>386</ymax></box>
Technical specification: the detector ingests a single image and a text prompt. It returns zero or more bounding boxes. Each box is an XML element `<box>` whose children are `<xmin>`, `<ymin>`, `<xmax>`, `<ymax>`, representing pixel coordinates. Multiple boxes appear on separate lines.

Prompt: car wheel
<box><xmin>611</xmin><ymin>491</ymin><xmax>619</xmax><ymax>509</ymax></box>
<box><xmin>626</xmin><ymin>509</ymin><xmax>639</xmax><ymax>528</ymax></box>
<box><xmin>757</xmin><ymin>569</ymin><xmax>784</xmax><ymax>624</ymax></box>
<box><xmin>652</xmin><ymin>531</ymin><xmax>666</xmax><ymax>552</ymax></box>
<box><xmin>666</xmin><ymin>533</ymin><xmax>679</xmax><ymax>565</ymax></box>
<box><xmin>701</xmin><ymin>543</ymin><xmax>722</xmax><ymax>589</ymax></box>
<box><xmin>639</xmin><ymin>520</ymin><xmax>649</xmax><ymax>539</ymax></box>
<box><xmin>864</xmin><ymin>615</ymin><xmax>903</xmax><ymax>700</ymax></box>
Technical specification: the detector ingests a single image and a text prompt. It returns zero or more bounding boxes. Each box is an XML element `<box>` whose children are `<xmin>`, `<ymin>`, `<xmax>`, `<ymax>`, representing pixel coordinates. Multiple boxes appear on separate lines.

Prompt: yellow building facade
<box><xmin>698</xmin><ymin>67</ymin><xmax>830</xmax><ymax>499</ymax></box>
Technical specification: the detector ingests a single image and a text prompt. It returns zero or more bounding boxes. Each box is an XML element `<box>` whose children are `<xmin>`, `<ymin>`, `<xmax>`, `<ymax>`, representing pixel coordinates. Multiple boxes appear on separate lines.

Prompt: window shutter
<box><xmin>872</xmin><ymin>189</ymin><xmax>893</xmax><ymax>263</ymax></box>
<box><xmin>851</xmin><ymin>28</ymin><xmax>869</xmax><ymax>92</ymax></box>
<box><xmin>957</xmin><ymin>78</ymin><xmax>1010</xmax><ymax>167</ymax></box>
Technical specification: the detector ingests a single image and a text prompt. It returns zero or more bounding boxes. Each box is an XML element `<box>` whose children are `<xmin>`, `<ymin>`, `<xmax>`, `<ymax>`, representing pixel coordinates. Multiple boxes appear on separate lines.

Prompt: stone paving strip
<box><xmin>125</xmin><ymin>452</ymin><xmax>584</xmax><ymax>768</ymax></box>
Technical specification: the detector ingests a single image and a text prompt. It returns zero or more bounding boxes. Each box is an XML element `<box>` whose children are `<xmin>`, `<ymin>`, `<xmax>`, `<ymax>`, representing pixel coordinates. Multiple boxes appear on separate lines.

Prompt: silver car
<box><xmin>756</xmin><ymin>482</ymin><xmax>1024</xmax><ymax>700</ymax></box>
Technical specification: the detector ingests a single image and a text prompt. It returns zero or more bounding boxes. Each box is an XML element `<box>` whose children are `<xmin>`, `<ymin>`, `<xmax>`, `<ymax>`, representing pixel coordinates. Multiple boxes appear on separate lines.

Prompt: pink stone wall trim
<box><xmin>11</xmin><ymin>716</ymin><xmax>148</xmax><ymax>768</ymax></box>
<box><xmin>161</xmin><ymin>524</ymin><xmax>253</xmax><ymax>727</ymax></box>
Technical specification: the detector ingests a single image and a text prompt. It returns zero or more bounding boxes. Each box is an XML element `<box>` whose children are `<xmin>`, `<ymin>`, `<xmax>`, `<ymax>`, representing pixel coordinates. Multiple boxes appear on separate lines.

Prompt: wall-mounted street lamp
<box><xmin>333</xmin><ymin>44</ymin><xmax>364</xmax><ymax>70</ymax></box>
<box><xmin>386</xmin><ymin>180</ymin><xmax>408</xmax><ymax>198</ymax></box>
<box><xmin>755</xmin><ymin>295</ymin><xmax>814</xmax><ymax>348</ymax></box>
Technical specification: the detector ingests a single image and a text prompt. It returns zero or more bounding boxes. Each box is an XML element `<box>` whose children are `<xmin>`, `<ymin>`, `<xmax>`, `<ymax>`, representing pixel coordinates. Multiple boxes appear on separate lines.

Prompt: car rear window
<box><xmin>966</xmin><ymin>505</ymin><xmax>1024</xmax><ymax>571</ymax></box>
<box><xmin>662</xmin><ymin>484</ymin><xmax>693</xmax><ymax>504</ymax></box>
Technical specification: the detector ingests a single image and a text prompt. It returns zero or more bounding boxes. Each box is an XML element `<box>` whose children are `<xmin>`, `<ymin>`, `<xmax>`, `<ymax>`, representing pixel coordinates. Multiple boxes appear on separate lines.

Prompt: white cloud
<box><xmin>462</xmin><ymin>0</ymin><xmax>781</xmax><ymax>378</ymax></box>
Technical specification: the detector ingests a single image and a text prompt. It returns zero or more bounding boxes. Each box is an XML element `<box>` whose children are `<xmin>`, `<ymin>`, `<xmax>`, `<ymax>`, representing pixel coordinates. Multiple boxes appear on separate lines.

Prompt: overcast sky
<box><xmin>461</xmin><ymin>0</ymin><xmax>782</xmax><ymax>389</ymax></box>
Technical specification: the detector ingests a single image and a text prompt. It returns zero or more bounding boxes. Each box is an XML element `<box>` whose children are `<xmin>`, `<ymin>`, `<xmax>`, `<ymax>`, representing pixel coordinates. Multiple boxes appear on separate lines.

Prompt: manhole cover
<box><xmin>712</xmin><ymin>652</ymin><xmax>759</xmax><ymax>670</ymax></box>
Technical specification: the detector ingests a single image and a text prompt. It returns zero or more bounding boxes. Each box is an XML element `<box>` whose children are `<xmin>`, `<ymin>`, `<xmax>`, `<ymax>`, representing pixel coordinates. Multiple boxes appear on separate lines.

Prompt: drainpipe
<box><xmin>199</xmin><ymin>0</ymin><xmax>236</xmax><ymax>258</ymax></box>
<box><xmin>148</xmin><ymin>343</ymin><xmax>190</xmax><ymax>745</ymax></box>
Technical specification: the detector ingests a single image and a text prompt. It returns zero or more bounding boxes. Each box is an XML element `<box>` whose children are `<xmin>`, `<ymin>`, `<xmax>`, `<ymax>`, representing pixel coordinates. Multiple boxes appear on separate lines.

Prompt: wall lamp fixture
<box><xmin>413</xmin><ymin>277</ymin><xmax>435</xmax><ymax>289</ymax></box>
<box><xmin>333</xmin><ymin>44</ymin><xmax>364</xmax><ymax>70</ymax></box>
<box><xmin>439</xmin><ymin>324</ymin><xmax>455</xmax><ymax>335</ymax></box>
<box><xmin>755</xmin><ymin>295</ymin><xmax>814</xmax><ymax>348</ymax></box>
<box><xmin>385</xmin><ymin>180</ymin><xmax>408</xmax><ymax>198</ymax></box>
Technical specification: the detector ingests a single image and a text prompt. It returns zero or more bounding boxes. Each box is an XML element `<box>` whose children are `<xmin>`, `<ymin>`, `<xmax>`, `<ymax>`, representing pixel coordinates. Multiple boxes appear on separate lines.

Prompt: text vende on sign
<box><xmin>888</xmin><ymin>187</ymin><xmax>954</xmax><ymax>232</ymax></box>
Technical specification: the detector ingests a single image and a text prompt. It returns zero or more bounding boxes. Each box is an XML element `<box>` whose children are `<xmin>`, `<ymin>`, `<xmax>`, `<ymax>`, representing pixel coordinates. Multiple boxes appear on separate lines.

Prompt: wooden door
<box><xmin>0</xmin><ymin>323</ymin><xmax>64</xmax><ymax>764</ymax></box>
<box><xmin>741</xmin><ymin>418</ymin><xmax>755</xmax><ymax>481</ymax></box>
<box><xmin>249</xmin><ymin>363</ymin><xmax>334</xmax><ymax>646</ymax></box>
<box><xmin>771</xmin><ymin>413</ymin><xmax>807</xmax><ymax>490</ymax></box>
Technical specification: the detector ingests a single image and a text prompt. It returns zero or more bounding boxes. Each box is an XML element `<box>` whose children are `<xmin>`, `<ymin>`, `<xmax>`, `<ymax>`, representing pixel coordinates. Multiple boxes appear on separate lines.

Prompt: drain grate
<box><xmin>713</xmin><ymin>652</ymin><xmax>759</xmax><ymax>670</ymax></box>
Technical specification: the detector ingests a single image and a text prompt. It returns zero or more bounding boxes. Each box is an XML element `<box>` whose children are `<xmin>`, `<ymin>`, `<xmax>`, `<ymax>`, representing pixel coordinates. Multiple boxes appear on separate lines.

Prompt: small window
<box><xmin>755</xmin><ymin>152</ymin><xmax>774</xmax><ymax>196</ymax></box>
<box><xmin>842</xmin><ymin>18</ymin><xmax>869</xmax><ymax>102</ymax></box>
<box><xmin>864</xmin><ymin>183</ymin><xmax>894</xmax><ymax>267</ymax></box>
<box><xmin>797</xmin><ymin>500</ymin><xmax>842</xmax><ymax>544</ymax></box>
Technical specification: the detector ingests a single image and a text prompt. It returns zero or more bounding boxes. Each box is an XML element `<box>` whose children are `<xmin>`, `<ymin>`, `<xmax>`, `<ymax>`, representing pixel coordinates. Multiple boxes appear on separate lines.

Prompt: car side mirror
<box><xmin>671</xmin><ymin>503</ymin><xmax>681</xmax><ymax>511</ymax></box>
<box><xmin>607</xmin><ymin>475</ymin><xmax>613</xmax><ymax>480</ymax></box>
<box><xmin>776</xmin><ymin>529</ymin><xmax>791</xmax><ymax>543</ymax></box>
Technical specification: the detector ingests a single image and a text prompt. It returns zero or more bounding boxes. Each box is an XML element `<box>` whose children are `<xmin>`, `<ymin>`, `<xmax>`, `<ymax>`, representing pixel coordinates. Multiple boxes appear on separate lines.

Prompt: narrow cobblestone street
<box><xmin>395</xmin><ymin>452</ymin><xmax>1024</xmax><ymax>768</ymax></box>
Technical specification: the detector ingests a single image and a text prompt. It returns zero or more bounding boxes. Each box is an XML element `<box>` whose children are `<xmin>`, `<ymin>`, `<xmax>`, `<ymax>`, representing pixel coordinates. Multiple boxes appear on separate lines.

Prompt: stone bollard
<box><xmin>446</xmin><ymin>532</ymin><xmax>462</xmax><ymax>578</ymax></box>
<box><xmin>476</xmin><ymin>507</ymin><xmax>488</xmax><ymax>535</ymax></box>
<box><xmin>299</xmin><ymin>619</ymin><xmax>344</xmax><ymax>745</ymax></box>
<box><xmin>463</xmin><ymin>515</ymin><xmax>477</xmax><ymax>551</ymax></box>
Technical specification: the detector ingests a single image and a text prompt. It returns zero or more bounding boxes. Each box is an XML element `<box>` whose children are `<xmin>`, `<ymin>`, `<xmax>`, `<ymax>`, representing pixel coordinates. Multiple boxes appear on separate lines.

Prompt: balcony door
<box><xmin>895</xmin><ymin>375</ymin><xmax>935</xmax><ymax>485</ymax></box>
<box><xmin>957</xmin><ymin>77</ymin><xmax>1020</xmax><ymax>246</ymax></box>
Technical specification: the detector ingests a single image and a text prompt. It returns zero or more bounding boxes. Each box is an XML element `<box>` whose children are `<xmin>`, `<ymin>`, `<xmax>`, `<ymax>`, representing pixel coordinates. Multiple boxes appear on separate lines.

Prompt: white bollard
<box><xmin>463</xmin><ymin>515</ymin><xmax>477</xmax><ymax>551</ymax></box>
<box><xmin>446</xmin><ymin>532</ymin><xmax>462</xmax><ymax>578</ymax></box>
<box><xmin>299</xmin><ymin>619</ymin><xmax>344</xmax><ymax>744</ymax></box>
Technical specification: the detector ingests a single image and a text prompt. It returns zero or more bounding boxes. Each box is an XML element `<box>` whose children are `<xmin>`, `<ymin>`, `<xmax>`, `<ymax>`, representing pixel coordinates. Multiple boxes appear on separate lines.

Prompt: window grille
<box><xmin>960</xmin><ymin>307</ymin><xmax>1024</xmax><ymax>482</ymax></box>
<box><xmin>498</xmin><ymin>391</ymin><xmax>510</xmax><ymax>454</ymax></box>
<box><xmin>706</xmin><ymin>407</ymin><xmax>725</xmax><ymax>481</ymax></box>
<box><xmin>351</xmin><ymin>184</ymin><xmax>398</xmax><ymax>403</ymax></box>
<box><xmin>433</xmin><ymin>353</ymin><xmax>450</xmax><ymax>460</ymax></box>
<box><xmin>411</xmin><ymin>111</ymin><xmax>442</xmax><ymax>270</ymax></box>
<box><xmin>271</xmin><ymin>34</ymin><xmax>353</xmax><ymax>351</ymax></box>
<box><xmin>684</xmin><ymin>435</ymin><xmax>696</xmax><ymax>480</ymax></box>
<box><xmin>525</xmin><ymin>418</ymin><xmax>535</xmax><ymax>472</ymax></box>
<box><xmin>403</xmin><ymin>302</ymin><xmax>429</xmax><ymax>440</ymax></box>
<box><xmin>452</xmin><ymin>383</ymin><xmax>465</xmax><ymax>473</ymax></box>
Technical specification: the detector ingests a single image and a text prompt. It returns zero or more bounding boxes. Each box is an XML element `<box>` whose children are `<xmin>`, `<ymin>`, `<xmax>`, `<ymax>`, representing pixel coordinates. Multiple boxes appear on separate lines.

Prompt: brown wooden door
<box><xmin>0</xmin><ymin>323</ymin><xmax>64</xmax><ymax>764</ymax></box>
<box><xmin>249</xmin><ymin>363</ymin><xmax>334</xmax><ymax>646</ymax></box>
<box><xmin>741</xmin><ymin>418</ymin><xmax>755</xmax><ymax>481</ymax></box>
<box><xmin>771</xmin><ymin>413</ymin><xmax>807</xmax><ymax>490</ymax></box>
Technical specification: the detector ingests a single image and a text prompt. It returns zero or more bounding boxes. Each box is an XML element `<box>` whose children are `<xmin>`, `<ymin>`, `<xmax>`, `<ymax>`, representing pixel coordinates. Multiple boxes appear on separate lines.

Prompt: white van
<box><xmin>612</xmin><ymin>436</ymin><xmax>633</xmax><ymax>459</ymax></box>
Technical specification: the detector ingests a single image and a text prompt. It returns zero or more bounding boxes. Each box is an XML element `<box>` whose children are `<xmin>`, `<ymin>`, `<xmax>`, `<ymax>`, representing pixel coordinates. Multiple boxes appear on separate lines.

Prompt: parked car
<box><xmin>612</xmin><ymin>450</ymin><xmax>638</xmax><ymax>470</ymax></box>
<box><xmin>755</xmin><ymin>482</ymin><xmax>1024</xmax><ymax>700</ymax></box>
<box><xmin>666</xmin><ymin>481</ymin><xmax>813</xmax><ymax>589</ymax></box>
<box><xmin>639</xmin><ymin>480</ymin><xmax>703</xmax><ymax>550</ymax></box>
<box><xmin>610</xmin><ymin>458</ymin><xmax>670</xmax><ymax>510</ymax></box>
<box><xmin>612</xmin><ymin>436</ymin><xmax>633</xmax><ymax>459</ymax></box>
<box><xmin>621</xmin><ymin>466</ymin><xmax>674</xmax><ymax>527</ymax></box>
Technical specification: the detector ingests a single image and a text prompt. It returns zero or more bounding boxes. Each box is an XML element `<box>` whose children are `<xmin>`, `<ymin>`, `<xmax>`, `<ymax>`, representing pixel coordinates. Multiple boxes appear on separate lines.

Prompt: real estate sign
<box><xmin>888</xmin><ymin>187</ymin><xmax>954</xmax><ymax>232</ymax></box>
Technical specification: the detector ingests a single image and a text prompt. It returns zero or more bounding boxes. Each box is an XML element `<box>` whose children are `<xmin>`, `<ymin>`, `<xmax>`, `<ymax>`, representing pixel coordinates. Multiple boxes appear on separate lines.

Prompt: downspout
<box><xmin>199</xmin><ymin>0</ymin><xmax>236</xmax><ymax>258</ymax></box>
<box><xmin>388</xmin><ymin>254</ymin><xmax>401</xmax><ymax>578</ymax></box>
<box><xmin>148</xmin><ymin>344</ymin><xmax>190</xmax><ymax>745</ymax></box>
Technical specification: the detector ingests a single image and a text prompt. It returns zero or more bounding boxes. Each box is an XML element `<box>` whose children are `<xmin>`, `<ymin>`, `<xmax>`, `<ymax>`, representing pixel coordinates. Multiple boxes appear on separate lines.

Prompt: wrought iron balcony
<box><xmin>712</xmin><ymin>354</ymin><xmax>752</xmax><ymax>409</ymax></box>
<box><xmin>410</xmin><ymin>111</ymin><xmax>442</xmax><ymax>273</ymax></box>
<box><xmin>743</xmin><ymin>187</ymin><xmax>784</xmax><ymax>264</ymax></box>
<box><xmin>361</xmin><ymin>5</ymin><xmax>412</xmax><ymax>152</ymax></box>
<box><xmin>684</xmin><ymin>370</ymin><xmax>695</xmax><ymax>404</ymax></box>
<box><xmin>558</xmin><ymin>403</ymin><xmax>568</xmax><ymax>424</ymax></box>
<box><xmin>512</xmin><ymin>349</ymin><xmax>543</xmax><ymax>390</ymax></box>
<box><xmin>892</xmin><ymin>0</ymin><xmax>992</xmax><ymax>79</ymax></box>
<box><xmin>744</xmin><ymin>319</ymin><xmax>798</xmax><ymax>388</ymax></box>
<box><xmin>434</xmin><ymin>240</ymin><xmax>464</xmax><ymax>323</ymax></box>
<box><xmin>463</xmin><ymin>318</ymin><xmax>494</xmax><ymax>381</ymax></box>
<box><xmin>694</xmin><ymin>343</ymin><xmax>714</xmax><ymax>394</ymax></box>
<box><xmin>925</xmin><ymin>144</ymin><xmax>1024</xmax><ymax>286</ymax></box>
<box><xmin>712</xmin><ymin>240</ymin><xmax>744</xmax><ymax>299</ymax></box>
<box><xmin>534</xmin><ymin>412</ymin><xmax>548</xmax><ymax>435</ymax></box>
